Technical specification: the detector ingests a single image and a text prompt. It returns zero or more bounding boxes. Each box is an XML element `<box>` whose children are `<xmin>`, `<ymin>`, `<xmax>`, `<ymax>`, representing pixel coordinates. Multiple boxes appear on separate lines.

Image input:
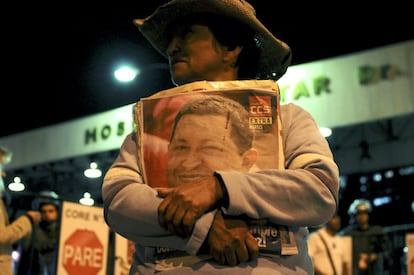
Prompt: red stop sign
<box><xmin>63</xmin><ymin>229</ymin><xmax>103</xmax><ymax>275</ymax></box>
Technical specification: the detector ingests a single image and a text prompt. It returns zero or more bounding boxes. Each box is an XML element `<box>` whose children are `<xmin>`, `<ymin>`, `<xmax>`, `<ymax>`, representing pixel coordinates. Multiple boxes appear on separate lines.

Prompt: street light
<box><xmin>114</xmin><ymin>63</ymin><xmax>169</xmax><ymax>83</ymax></box>
<box><xmin>114</xmin><ymin>66</ymin><xmax>139</xmax><ymax>82</ymax></box>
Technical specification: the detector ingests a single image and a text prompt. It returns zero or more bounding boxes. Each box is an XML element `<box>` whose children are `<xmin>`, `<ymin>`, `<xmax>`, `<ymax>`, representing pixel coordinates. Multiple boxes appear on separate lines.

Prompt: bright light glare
<box><xmin>372</xmin><ymin>173</ymin><xmax>382</xmax><ymax>182</ymax></box>
<box><xmin>8</xmin><ymin>176</ymin><xmax>25</xmax><ymax>192</ymax></box>
<box><xmin>84</xmin><ymin>162</ymin><xmax>102</xmax><ymax>178</ymax></box>
<box><xmin>373</xmin><ymin>196</ymin><xmax>392</xmax><ymax>206</ymax></box>
<box><xmin>114</xmin><ymin>66</ymin><xmax>139</xmax><ymax>82</ymax></box>
<box><xmin>384</xmin><ymin>170</ymin><xmax>394</xmax><ymax>178</ymax></box>
<box><xmin>12</xmin><ymin>250</ymin><xmax>20</xmax><ymax>261</ymax></box>
<box><xmin>79</xmin><ymin>192</ymin><xmax>94</xmax><ymax>206</ymax></box>
<box><xmin>319</xmin><ymin>127</ymin><xmax>332</xmax><ymax>138</ymax></box>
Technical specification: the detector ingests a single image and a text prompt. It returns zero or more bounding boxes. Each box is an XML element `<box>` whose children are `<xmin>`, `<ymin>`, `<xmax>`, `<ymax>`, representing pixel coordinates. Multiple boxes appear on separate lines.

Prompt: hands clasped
<box><xmin>157</xmin><ymin>176</ymin><xmax>220</xmax><ymax>238</ymax></box>
<box><xmin>156</xmin><ymin>176</ymin><xmax>259</xmax><ymax>266</ymax></box>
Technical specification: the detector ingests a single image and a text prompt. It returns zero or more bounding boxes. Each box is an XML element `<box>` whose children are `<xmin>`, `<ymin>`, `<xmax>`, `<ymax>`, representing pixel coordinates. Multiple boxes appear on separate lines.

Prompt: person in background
<box><xmin>0</xmin><ymin>146</ymin><xmax>41</xmax><ymax>275</ymax></box>
<box><xmin>341</xmin><ymin>199</ymin><xmax>391</xmax><ymax>275</ymax></box>
<box><xmin>102</xmin><ymin>0</ymin><xmax>339</xmax><ymax>274</ymax></box>
<box><xmin>16</xmin><ymin>190</ymin><xmax>60</xmax><ymax>275</ymax></box>
<box><xmin>308</xmin><ymin>213</ymin><xmax>350</xmax><ymax>275</ymax></box>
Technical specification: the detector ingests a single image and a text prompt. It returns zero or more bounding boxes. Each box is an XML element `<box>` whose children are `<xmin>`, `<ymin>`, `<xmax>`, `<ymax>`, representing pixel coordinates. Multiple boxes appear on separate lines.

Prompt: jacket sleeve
<box><xmin>0</xmin><ymin>213</ymin><xmax>33</xmax><ymax>245</ymax></box>
<box><xmin>102</xmin><ymin>133</ymin><xmax>214</xmax><ymax>255</ymax></box>
<box><xmin>219</xmin><ymin>103</ymin><xmax>339</xmax><ymax>227</ymax></box>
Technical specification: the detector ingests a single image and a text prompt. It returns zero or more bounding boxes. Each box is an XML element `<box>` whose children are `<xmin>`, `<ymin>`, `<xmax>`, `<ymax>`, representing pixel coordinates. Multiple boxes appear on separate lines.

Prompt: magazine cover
<box><xmin>133</xmin><ymin>80</ymin><xmax>297</xmax><ymax>268</ymax></box>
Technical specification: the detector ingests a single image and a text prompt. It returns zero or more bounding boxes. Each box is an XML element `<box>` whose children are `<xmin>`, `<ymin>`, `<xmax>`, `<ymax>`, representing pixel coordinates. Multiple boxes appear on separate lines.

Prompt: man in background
<box><xmin>309</xmin><ymin>213</ymin><xmax>350</xmax><ymax>275</ymax></box>
<box><xmin>341</xmin><ymin>199</ymin><xmax>391</xmax><ymax>275</ymax></box>
<box><xmin>17</xmin><ymin>191</ymin><xmax>60</xmax><ymax>275</ymax></box>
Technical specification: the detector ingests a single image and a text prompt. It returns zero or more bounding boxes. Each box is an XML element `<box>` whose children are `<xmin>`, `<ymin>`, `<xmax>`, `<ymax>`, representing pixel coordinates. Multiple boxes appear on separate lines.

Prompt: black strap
<box><xmin>317</xmin><ymin>232</ymin><xmax>338</xmax><ymax>275</ymax></box>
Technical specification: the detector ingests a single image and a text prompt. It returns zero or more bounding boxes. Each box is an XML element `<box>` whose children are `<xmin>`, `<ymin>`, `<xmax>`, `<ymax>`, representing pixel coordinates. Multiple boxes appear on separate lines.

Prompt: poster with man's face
<box><xmin>135</xmin><ymin>80</ymin><xmax>284</xmax><ymax>188</ymax></box>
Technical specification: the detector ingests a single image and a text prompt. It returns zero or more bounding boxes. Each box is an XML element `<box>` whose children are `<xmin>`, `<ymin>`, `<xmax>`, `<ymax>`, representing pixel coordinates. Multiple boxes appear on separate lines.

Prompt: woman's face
<box><xmin>166</xmin><ymin>24</ymin><xmax>236</xmax><ymax>85</ymax></box>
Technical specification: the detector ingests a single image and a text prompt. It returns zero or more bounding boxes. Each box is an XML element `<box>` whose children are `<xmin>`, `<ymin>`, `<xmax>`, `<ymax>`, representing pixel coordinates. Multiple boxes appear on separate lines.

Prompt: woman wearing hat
<box><xmin>102</xmin><ymin>0</ymin><xmax>339</xmax><ymax>274</ymax></box>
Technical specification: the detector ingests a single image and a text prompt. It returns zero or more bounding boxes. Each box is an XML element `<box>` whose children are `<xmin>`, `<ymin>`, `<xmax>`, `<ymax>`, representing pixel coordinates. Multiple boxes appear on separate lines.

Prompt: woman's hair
<box><xmin>167</xmin><ymin>13</ymin><xmax>260</xmax><ymax>79</ymax></box>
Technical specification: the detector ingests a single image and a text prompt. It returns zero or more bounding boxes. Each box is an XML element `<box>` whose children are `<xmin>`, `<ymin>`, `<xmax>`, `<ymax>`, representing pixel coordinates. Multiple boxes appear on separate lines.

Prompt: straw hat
<box><xmin>134</xmin><ymin>0</ymin><xmax>292</xmax><ymax>80</ymax></box>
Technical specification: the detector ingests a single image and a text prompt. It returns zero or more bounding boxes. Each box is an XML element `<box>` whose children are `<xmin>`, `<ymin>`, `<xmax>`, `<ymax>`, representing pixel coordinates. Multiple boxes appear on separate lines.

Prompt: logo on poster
<box><xmin>63</xmin><ymin>229</ymin><xmax>103</xmax><ymax>275</ymax></box>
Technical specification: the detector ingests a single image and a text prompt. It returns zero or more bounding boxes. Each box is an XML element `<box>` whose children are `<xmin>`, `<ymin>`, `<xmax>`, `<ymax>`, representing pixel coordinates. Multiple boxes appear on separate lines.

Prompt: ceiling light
<box><xmin>79</xmin><ymin>192</ymin><xmax>94</xmax><ymax>206</ymax></box>
<box><xmin>8</xmin><ymin>176</ymin><xmax>25</xmax><ymax>192</ymax></box>
<box><xmin>83</xmin><ymin>162</ymin><xmax>102</xmax><ymax>178</ymax></box>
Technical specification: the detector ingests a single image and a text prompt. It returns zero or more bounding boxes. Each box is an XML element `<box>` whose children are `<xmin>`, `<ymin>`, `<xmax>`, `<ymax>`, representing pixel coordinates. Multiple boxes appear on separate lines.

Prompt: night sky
<box><xmin>3</xmin><ymin>1</ymin><xmax>412</xmax><ymax>137</ymax></box>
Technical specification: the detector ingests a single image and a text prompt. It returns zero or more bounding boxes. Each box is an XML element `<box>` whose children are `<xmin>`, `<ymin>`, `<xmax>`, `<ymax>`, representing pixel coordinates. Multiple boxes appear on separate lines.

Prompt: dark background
<box><xmin>3</xmin><ymin>1</ymin><xmax>413</xmax><ymax>137</ymax></box>
<box><xmin>3</xmin><ymin>3</ymin><xmax>412</xmax><ymax>273</ymax></box>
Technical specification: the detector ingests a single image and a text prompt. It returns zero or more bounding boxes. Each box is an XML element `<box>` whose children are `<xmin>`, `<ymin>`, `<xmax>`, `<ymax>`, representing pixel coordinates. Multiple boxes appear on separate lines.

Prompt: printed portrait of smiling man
<box><xmin>167</xmin><ymin>95</ymin><xmax>258</xmax><ymax>187</ymax></box>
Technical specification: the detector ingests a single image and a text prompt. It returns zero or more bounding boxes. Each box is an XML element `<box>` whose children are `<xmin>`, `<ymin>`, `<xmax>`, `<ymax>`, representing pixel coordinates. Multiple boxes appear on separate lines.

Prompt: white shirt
<box><xmin>308</xmin><ymin>227</ymin><xmax>347</xmax><ymax>275</ymax></box>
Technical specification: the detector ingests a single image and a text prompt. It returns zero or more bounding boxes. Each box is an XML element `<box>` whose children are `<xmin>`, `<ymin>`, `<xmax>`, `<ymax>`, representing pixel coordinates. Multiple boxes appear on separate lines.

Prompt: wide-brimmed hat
<box><xmin>134</xmin><ymin>0</ymin><xmax>292</xmax><ymax>80</ymax></box>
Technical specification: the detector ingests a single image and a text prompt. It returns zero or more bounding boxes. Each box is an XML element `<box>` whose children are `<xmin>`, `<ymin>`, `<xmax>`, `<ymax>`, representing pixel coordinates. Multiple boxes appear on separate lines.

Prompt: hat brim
<box><xmin>134</xmin><ymin>0</ymin><xmax>291</xmax><ymax>80</ymax></box>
